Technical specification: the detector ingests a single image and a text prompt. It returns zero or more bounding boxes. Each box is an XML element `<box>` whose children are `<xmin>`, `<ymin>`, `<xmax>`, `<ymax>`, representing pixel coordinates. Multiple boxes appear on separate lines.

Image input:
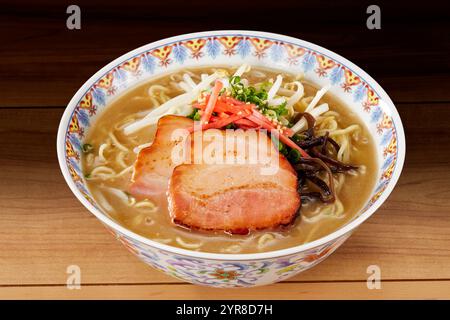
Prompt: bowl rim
<box><xmin>57</xmin><ymin>30</ymin><xmax>406</xmax><ymax>261</ymax></box>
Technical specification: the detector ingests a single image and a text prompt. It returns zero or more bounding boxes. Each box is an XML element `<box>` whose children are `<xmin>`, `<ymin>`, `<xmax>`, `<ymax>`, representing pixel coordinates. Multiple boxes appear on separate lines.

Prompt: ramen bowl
<box><xmin>57</xmin><ymin>30</ymin><xmax>405</xmax><ymax>287</ymax></box>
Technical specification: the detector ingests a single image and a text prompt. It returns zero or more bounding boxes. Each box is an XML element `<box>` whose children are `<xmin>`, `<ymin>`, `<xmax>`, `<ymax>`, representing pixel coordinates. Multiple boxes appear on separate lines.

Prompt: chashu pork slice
<box><xmin>168</xmin><ymin>163</ymin><xmax>300</xmax><ymax>234</ymax></box>
<box><xmin>130</xmin><ymin>115</ymin><xmax>301</xmax><ymax>233</ymax></box>
<box><xmin>129</xmin><ymin>115</ymin><xmax>193</xmax><ymax>199</ymax></box>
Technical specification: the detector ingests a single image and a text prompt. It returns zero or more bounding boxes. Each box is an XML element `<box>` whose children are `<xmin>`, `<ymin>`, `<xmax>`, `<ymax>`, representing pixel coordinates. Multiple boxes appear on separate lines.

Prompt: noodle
<box><xmin>316</xmin><ymin>116</ymin><xmax>339</xmax><ymax>131</ymax></box>
<box><xmin>249</xmin><ymin>69</ymin><xmax>266</xmax><ymax>78</ymax></box>
<box><xmin>116</xmin><ymin>151</ymin><xmax>129</xmax><ymax>169</ymax></box>
<box><xmin>150</xmin><ymin>97</ymin><xmax>160</xmax><ymax>107</ymax></box>
<box><xmin>257</xmin><ymin>233</ymin><xmax>276</xmax><ymax>249</ymax></box>
<box><xmin>175</xmin><ymin>237</ymin><xmax>203</xmax><ymax>249</ymax></box>
<box><xmin>148</xmin><ymin>84</ymin><xmax>171</xmax><ymax>106</ymax></box>
<box><xmin>153</xmin><ymin>238</ymin><xmax>172</xmax><ymax>244</ymax></box>
<box><xmin>133</xmin><ymin>142</ymin><xmax>152</xmax><ymax>154</ymax></box>
<box><xmin>98</xmin><ymin>143</ymin><xmax>109</xmax><ymax>163</ymax></box>
<box><xmin>114</xmin><ymin>118</ymin><xmax>135</xmax><ymax>131</ymax></box>
<box><xmin>114</xmin><ymin>165</ymin><xmax>133</xmax><ymax>178</ymax></box>
<box><xmin>134</xmin><ymin>200</ymin><xmax>158</xmax><ymax>212</ymax></box>
<box><xmin>222</xmin><ymin>244</ymin><xmax>242</xmax><ymax>253</ymax></box>
<box><xmin>169</xmin><ymin>73</ymin><xmax>183</xmax><ymax>82</ymax></box>
<box><xmin>93</xmin><ymin>190</ymin><xmax>114</xmax><ymax>213</ymax></box>
<box><xmin>333</xmin><ymin>198</ymin><xmax>344</xmax><ymax>217</ymax></box>
<box><xmin>85</xmin><ymin>153</ymin><xmax>95</xmax><ymax>166</ymax></box>
<box><xmin>328</xmin><ymin>124</ymin><xmax>360</xmax><ymax>137</ymax></box>
<box><xmin>337</xmin><ymin>137</ymin><xmax>349</xmax><ymax>163</ymax></box>
<box><xmin>108</xmin><ymin>132</ymin><xmax>128</xmax><ymax>152</ymax></box>
<box><xmin>323</xmin><ymin>110</ymin><xmax>340</xmax><ymax>118</ymax></box>
<box><xmin>298</xmin><ymin>96</ymin><xmax>313</xmax><ymax>111</ymax></box>
<box><xmin>87</xmin><ymin>165</ymin><xmax>132</xmax><ymax>181</ymax></box>
<box><xmin>90</xmin><ymin>166</ymin><xmax>115</xmax><ymax>176</ymax></box>
<box><xmin>102</xmin><ymin>186</ymin><xmax>129</xmax><ymax>203</ymax></box>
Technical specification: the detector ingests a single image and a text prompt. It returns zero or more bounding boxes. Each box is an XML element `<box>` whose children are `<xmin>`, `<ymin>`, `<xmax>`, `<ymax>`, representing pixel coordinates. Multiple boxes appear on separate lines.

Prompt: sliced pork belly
<box><xmin>168</xmin><ymin>163</ymin><xmax>300</xmax><ymax>234</ymax></box>
<box><xmin>129</xmin><ymin>115</ymin><xmax>193</xmax><ymax>198</ymax></box>
<box><xmin>130</xmin><ymin>115</ymin><xmax>301</xmax><ymax>233</ymax></box>
<box><xmin>130</xmin><ymin>115</ymin><xmax>289</xmax><ymax>197</ymax></box>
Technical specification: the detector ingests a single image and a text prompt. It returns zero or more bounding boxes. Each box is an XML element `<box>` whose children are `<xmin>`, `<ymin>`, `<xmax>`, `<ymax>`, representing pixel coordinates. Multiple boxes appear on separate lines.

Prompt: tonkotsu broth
<box><xmin>82</xmin><ymin>66</ymin><xmax>377</xmax><ymax>253</ymax></box>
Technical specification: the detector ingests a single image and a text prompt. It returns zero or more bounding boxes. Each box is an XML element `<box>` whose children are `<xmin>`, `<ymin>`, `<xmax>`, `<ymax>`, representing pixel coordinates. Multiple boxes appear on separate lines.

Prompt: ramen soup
<box><xmin>82</xmin><ymin>65</ymin><xmax>377</xmax><ymax>254</ymax></box>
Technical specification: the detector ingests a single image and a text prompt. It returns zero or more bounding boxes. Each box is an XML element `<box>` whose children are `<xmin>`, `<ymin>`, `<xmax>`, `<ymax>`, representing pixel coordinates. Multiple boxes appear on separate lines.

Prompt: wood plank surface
<box><xmin>1</xmin><ymin>281</ymin><xmax>449</xmax><ymax>300</ymax></box>
<box><xmin>0</xmin><ymin>0</ymin><xmax>449</xmax><ymax>299</ymax></box>
<box><xmin>0</xmin><ymin>104</ymin><xmax>449</xmax><ymax>297</ymax></box>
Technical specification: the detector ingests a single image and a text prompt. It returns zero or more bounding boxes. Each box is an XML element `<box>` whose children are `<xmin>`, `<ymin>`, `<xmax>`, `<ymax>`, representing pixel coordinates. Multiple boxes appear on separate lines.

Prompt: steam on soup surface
<box><xmin>82</xmin><ymin>65</ymin><xmax>377</xmax><ymax>254</ymax></box>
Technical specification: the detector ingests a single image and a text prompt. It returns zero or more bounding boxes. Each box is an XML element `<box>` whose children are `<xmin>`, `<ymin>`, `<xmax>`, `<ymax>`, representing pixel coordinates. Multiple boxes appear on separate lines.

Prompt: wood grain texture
<box><xmin>0</xmin><ymin>1</ymin><xmax>449</xmax><ymax>107</ymax></box>
<box><xmin>1</xmin><ymin>281</ymin><xmax>449</xmax><ymax>300</ymax></box>
<box><xmin>0</xmin><ymin>104</ymin><xmax>449</xmax><ymax>299</ymax></box>
<box><xmin>0</xmin><ymin>0</ymin><xmax>449</xmax><ymax>299</ymax></box>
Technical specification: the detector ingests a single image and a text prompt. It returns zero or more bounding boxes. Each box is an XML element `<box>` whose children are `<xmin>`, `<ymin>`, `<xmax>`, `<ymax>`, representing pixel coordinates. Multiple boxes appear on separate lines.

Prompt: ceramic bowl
<box><xmin>57</xmin><ymin>30</ymin><xmax>405</xmax><ymax>287</ymax></box>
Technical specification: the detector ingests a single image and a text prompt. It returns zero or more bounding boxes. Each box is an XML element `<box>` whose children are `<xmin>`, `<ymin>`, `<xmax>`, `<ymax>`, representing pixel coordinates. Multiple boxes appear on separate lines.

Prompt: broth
<box><xmin>82</xmin><ymin>66</ymin><xmax>377</xmax><ymax>253</ymax></box>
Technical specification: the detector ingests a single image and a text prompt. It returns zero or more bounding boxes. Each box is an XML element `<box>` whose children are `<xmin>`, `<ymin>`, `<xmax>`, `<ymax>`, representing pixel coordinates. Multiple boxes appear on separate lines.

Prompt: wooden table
<box><xmin>1</xmin><ymin>1</ymin><xmax>449</xmax><ymax>299</ymax></box>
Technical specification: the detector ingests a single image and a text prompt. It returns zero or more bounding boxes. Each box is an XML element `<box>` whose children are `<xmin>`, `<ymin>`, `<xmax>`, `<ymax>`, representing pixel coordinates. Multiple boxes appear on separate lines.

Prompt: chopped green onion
<box><xmin>229</xmin><ymin>76</ymin><xmax>289</xmax><ymax>124</ymax></box>
<box><xmin>287</xmin><ymin>149</ymin><xmax>301</xmax><ymax>163</ymax></box>
<box><xmin>274</xmin><ymin>140</ymin><xmax>289</xmax><ymax>157</ymax></box>
<box><xmin>292</xmin><ymin>134</ymin><xmax>307</xmax><ymax>143</ymax></box>
<box><xmin>187</xmin><ymin>108</ymin><xmax>201</xmax><ymax>121</ymax></box>
<box><xmin>224</xmin><ymin>123</ymin><xmax>237</xmax><ymax>129</ymax></box>
<box><xmin>82</xmin><ymin>143</ymin><xmax>93</xmax><ymax>153</ymax></box>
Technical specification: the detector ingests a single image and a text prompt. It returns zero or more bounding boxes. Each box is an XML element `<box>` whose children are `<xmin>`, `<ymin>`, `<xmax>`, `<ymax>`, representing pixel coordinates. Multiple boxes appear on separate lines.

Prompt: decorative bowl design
<box><xmin>57</xmin><ymin>31</ymin><xmax>405</xmax><ymax>287</ymax></box>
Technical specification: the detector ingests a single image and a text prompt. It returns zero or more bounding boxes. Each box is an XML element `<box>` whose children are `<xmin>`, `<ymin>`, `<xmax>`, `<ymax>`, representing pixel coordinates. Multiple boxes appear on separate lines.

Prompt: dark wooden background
<box><xmin>1</xmin><ymin>0</ymin><xmax>449</xmax><ymax>106</ymax></box>
<box><xmin>0</xmin><ymin>0</ymin><xmax>449</xmax><ymax>299</ymax></box>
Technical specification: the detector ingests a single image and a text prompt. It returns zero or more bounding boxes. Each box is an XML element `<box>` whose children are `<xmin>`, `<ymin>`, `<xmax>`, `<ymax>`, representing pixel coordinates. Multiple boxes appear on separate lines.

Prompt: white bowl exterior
<box><xmin>57</xmin><ymin>31</ymin><xmax>405</xmax><ymax>287</ymax></box>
